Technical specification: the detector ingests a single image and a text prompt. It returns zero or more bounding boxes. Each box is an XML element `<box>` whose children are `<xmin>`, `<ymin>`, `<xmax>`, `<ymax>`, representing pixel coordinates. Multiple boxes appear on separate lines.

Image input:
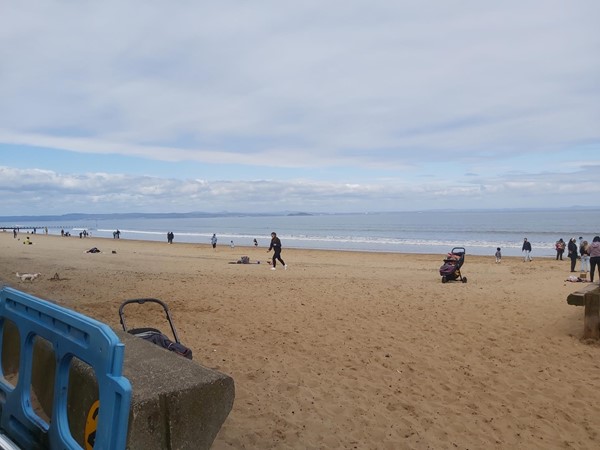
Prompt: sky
<box><xmin>1</xmin><ymin>1</ymin><xmax>599</xmax><ymax>216</ymax></box>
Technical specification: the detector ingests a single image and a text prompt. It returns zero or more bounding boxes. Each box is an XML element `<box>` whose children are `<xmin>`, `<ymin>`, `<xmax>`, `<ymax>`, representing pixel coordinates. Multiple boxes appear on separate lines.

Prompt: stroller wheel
<box><xmin>462</xmin><ymin>277</ymin><xmax>468</xmax><ymax>283</ymax></box>
<box><xmin>441</xmin><ymin>276</ymin><xmax>447</xmax><ymax>283</ymax></box>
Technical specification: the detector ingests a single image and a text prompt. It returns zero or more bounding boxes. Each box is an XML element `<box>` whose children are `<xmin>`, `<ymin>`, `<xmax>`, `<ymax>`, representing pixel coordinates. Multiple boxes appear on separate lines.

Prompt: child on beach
<box><xmin>495</xmin><ymin>247</ymin><xmax>501</xmax><ymax>263</ymax></box>
<box><xmin>580</xmin><ymin>240</ymin><xmax>590</xmax><ymax>273</ymax></box>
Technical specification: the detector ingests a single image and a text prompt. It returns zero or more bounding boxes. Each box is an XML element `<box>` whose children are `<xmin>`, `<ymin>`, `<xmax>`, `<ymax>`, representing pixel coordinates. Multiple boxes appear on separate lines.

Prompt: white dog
<box><xmin>16</xmin><ymin>272</ymin><xmax>40</xmax><ymax>282</ymax></box>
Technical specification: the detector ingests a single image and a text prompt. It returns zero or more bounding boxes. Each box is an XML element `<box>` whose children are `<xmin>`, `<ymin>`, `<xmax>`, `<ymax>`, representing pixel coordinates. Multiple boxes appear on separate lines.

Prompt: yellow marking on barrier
<box><xmin>84</xmin><ymin>400</ymin><xmax>99</xmax><ymax>450</ymax></box>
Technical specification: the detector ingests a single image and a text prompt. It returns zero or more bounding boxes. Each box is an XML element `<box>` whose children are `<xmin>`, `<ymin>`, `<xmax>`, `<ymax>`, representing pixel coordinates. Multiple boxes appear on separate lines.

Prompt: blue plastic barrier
<box><xmin>0</xmin><ymin>287</ymin><xmax>131</xmax><ymax>449</ymax></box>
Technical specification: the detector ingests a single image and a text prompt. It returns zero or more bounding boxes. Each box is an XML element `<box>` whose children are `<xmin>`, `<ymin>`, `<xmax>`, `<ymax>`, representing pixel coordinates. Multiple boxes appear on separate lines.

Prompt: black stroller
<box><xmin>439</xmin><ymin>247</ymin><xmax>467</xmax><ymax>283</ymax></box>
<box><xmin>119</xmin><ymin>298</ymin><xmax>193</xmax><ymax>359</ymax></box>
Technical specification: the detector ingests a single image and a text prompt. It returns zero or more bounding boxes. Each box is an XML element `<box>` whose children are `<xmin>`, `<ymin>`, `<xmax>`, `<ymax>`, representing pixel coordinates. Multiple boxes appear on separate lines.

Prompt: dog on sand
<box><xmin>16</xmin><ymin>272</ymin><xmax>40</xmax><ymax>282</ymax></box>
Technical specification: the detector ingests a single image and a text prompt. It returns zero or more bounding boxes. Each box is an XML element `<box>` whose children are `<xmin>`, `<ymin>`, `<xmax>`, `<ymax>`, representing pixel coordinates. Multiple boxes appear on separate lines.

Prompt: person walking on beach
<box><xmin>589</xmin><ymin>236</ymin><xmax>600</xmax><ymax>284</ymax></box>
<box><xmin>167</xmin><ymin>231</ymin><xmax>174</xmax><ymax>244</ymax></box>
<box><xmin>495</xmin><ymin>247</ymin><xmax>502</xmax><ymax>264</ymax></box>
<box><xmin>555</xmin><ymin>239</ymin><xmax>565</xmax><ymax>260</ymax></box>
<box><xmin>522</xmin><ymin>238</ymin><xmax>532</xmax><ymax>262</ymax></box>
<box><xmin>211</xmin><ymin>233</ymin><xmax>218</xmax><ymax>251</ymax></box>
<box><xmin>267</xmin><ymin>232</ymin><xmax>287</xmax><ymax>270</ymax></box>
<box><xmin>580</xmin><ymin>240</ymin><xmax>590</xmax><ymax>273</ymax></box>
<box><xmin>567</xmin><ymin>238</ymin><xmax>578</xmax><ymax>272</ymax></box>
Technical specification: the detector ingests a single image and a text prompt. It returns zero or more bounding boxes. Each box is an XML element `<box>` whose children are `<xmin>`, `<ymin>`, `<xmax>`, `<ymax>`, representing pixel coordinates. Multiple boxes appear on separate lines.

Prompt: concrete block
<box><xmin>119</xmin><ymin>331</ymin><xmax>234</xmax><ymax>450</ymax></box>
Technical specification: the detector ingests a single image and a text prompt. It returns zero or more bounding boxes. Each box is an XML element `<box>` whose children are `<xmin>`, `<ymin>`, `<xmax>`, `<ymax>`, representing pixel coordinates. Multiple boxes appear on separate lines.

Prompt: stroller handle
<box><xmin>118</xmin><ymin>298</ymin><xmax>181</xmax><ymax>343</ymax></box>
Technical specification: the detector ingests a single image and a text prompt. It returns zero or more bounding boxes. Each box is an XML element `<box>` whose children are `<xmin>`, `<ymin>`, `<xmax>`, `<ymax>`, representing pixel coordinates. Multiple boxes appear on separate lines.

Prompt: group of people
<box><xmin>12</xmin><ymin>227</ymin><xmax>48</xmax><ymax>237</ymax></box>
<box><xmin>555</xmin><ymin>236</ymin><xmax>600</xmax><ymax>281</ymax></box>
<box><xmin>514</xmin><ymin>236</ymin><xmax>600</xmax><ymax>282</ymax></box>
<box><xmin>208</xmin><ymin>232</ymin><xmax>287</xmax><ymax>270</ymax></box>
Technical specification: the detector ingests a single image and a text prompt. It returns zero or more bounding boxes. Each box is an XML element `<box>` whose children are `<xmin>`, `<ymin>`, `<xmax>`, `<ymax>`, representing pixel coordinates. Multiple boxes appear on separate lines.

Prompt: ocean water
<box><xmin>4</xmin><ymin>209</ymin><xmax>600</xmax><ymax>258</ymax></box>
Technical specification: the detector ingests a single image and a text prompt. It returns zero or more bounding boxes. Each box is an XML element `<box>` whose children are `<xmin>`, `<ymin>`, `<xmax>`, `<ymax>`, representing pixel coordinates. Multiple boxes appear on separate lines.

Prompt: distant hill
<box><xmin>3</xmin><ymin>207</ymin><xmax>594</xmax><ymax>224</ymax></box>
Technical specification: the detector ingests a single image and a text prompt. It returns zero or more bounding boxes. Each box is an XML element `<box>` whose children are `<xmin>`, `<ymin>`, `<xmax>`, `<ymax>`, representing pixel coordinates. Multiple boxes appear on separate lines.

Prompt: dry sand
<box><xmin>1</xmin><ymin>231</ymin><xmax>600</xmax><ymax>449</ymax></box>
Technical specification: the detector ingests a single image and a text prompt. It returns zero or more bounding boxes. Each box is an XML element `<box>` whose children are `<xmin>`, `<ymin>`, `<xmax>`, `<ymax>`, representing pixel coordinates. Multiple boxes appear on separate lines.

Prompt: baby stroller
<box><xmin>439</xmin><ymin>247</ymin><xmax>467</xmax><ymax>283</ymax></box>
<box><xmin>118</xmin><ymin>298</ymin><xmax>193</xmax><ymax>359</ymax></box>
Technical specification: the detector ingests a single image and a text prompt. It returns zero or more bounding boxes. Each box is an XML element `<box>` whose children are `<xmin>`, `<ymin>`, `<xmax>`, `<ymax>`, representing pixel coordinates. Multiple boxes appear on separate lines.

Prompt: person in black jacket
<box><xmin>267</xmin><ymin>232</ymin><xmax>287</xmax><ymax>270</ymax></box>
<box><xmin>522</xmin><ymin>238</ymin><xmax>532</xmax><ymax>262</ymax></box>
<box><xmin>567</xmin><ymin>237</ymin><xmax>578</xmax><ymax>272</ymax></box>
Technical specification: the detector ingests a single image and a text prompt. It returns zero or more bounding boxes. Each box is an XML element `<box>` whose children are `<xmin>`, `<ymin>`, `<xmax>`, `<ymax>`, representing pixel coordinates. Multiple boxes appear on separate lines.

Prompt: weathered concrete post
<box><xmin>583</xmin><ymin>289</ymin><xmax>600</xmax><ymax>339</ymax></box>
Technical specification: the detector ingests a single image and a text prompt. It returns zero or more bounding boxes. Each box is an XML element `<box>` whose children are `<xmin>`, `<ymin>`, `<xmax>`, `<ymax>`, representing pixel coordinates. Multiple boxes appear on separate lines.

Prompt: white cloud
<box><xmin>0</xmin><ymin>2</ymin><xmax>598</xmax><ymax>213</ymax></box>
<box><xmin>1</xmin><ymin>163</ymin><xmax>599</xmax><ymax>215</ymax></box>
<box><xmin>1</xmin><ymin>1</ymin><xmax>598</xmax><ymax>167</ymax></box>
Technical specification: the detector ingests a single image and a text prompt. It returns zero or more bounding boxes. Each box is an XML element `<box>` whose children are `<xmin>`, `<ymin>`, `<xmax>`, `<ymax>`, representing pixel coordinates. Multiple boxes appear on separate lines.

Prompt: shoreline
<box><xmin>1</xmin><ymin>231</ymin><xmax>599</xmax><ymax>449</ymax></box>
<box><xmin>3</xmin><ymin>229</ymin><xmax>562</xmax><ymax>259</ymax></box>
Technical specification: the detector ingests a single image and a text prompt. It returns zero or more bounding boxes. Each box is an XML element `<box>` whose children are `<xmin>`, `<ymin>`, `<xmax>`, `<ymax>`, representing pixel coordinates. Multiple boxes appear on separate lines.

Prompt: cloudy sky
<box><xmin>1</xmin><ymin>1</ymin><xmax>598</xmax><ymax>216</ymax></box>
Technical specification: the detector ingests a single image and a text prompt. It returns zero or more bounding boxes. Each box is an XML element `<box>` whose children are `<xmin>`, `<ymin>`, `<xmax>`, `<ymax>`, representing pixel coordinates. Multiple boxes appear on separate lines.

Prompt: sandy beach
<box><xmin>1</xmin><ymin>231</ymin><xmax>599</xmax><ymax>449</ymax></box>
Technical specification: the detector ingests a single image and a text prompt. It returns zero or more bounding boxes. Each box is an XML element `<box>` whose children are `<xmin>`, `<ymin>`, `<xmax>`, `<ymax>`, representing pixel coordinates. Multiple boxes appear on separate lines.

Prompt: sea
<box><xmin>3</xmin><ymin>209</ymin><xmax>600</xmax><ymax>258</ymax></box>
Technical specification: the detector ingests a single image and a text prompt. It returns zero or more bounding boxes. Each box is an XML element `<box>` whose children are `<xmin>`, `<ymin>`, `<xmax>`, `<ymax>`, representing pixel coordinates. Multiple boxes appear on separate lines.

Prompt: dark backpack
<box><xmin>132</xmin><ymin>328</ymin><xmax>193</xmax><ymax>359</ymax></box>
